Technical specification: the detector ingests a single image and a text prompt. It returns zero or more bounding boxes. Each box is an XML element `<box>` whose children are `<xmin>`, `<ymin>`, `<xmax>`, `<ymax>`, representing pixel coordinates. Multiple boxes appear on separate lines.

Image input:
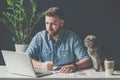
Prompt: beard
<box><xmin>47</xmin><ymin>27</ymin><xmax>62</xmax><ymax>37</ymax></box>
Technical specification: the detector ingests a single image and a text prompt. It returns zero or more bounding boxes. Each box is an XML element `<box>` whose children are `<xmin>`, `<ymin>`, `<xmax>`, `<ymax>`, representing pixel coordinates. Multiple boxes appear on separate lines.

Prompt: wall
<box><xmin>0</xmin><ymin>0</ymin><xmax>120</xmax><ymax>66</ymax></box>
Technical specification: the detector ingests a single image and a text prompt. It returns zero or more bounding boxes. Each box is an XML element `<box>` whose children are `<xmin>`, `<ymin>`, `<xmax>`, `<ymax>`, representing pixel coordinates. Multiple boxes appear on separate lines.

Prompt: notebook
<box><xmin>2</xmin><ymin>50</ymin><xmax>53</xmax><ymax>77</ymax></box>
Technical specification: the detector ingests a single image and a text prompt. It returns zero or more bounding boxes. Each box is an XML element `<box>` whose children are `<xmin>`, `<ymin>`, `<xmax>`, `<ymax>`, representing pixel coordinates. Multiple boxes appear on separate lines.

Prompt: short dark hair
<box><xmin>45</xmin><ymin>7</ymin><xmax>64</xmax><ymax>20</ymax></box>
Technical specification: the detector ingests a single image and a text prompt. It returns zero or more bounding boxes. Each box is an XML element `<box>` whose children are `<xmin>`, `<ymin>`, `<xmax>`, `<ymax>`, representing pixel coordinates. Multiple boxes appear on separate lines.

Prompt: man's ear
<box><xmin>61</xmin><ymin>19</ymin><xmax>64</xmax><ymax>27</ymax></box>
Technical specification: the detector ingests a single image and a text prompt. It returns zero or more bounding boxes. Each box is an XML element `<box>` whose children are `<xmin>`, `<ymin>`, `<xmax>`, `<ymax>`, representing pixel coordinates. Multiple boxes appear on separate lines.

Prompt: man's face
<box><xmin>45</xmin><ymin>16</ymin><xmax>64</xmax><ymax>37</ymax></box>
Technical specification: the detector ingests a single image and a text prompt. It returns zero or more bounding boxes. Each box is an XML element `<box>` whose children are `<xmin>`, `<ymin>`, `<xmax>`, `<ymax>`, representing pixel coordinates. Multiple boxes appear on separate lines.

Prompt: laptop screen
<box><xmin>2</xmin><ymin>50</ymin><xmax>36</xmax><ymax>77</ymax></box>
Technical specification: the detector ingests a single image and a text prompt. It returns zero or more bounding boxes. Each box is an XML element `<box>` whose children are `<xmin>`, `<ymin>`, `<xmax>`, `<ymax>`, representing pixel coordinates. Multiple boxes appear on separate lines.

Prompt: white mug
<box><xmin>104</xmin><ymin>58</ymin><xmax>114</xmax><ymax>76</ymax></box>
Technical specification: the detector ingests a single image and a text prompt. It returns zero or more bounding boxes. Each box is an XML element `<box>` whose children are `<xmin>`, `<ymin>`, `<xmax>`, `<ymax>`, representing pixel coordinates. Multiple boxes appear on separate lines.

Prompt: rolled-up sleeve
<box><xmin>73</xmin><ymin>35</ymin><xmax>90</xmax><ymax>60</ymax></box>
<box><xmin>26</xmin><ymin>34</ymin><xmax>41</xmax><ymax>60</ymax></box>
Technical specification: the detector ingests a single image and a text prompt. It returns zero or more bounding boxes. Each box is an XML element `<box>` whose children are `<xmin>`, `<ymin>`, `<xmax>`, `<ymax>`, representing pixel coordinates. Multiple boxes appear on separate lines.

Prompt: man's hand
<box><xmin>59</xmin><ymin>64</ymin><xmax>76</xmax><ymax>73</ymax></box>
<box><xmin>41</xmin><ymin>61</ymin><xmax>55</xmax><ymax>71</ymax></box>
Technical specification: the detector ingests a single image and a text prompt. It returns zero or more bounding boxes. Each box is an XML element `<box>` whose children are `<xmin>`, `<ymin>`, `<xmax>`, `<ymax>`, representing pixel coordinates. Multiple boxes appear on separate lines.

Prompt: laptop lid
<box><xmin>2</xmin><ymin>50</ymin><xmax>36</xmax><ymax>77</ymax></box>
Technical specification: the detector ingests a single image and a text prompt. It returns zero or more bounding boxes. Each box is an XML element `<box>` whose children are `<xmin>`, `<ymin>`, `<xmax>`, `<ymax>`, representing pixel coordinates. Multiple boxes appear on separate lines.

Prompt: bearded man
<box><xmin>26</xmin><ymin>7</ymin><xmax>92</xmax><ymax>73</ymax></box>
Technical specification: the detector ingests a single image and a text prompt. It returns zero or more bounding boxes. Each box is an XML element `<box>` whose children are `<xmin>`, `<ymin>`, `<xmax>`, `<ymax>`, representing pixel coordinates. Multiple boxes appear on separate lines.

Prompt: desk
<box><xmin>0</xmin><ymin>66</ymin><xmax>120</xmax><ymax>79</ymax></box>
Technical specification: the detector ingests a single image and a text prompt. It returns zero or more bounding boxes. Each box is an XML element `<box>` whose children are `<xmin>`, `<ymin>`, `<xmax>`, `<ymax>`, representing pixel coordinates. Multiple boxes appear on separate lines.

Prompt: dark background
<box><xmin>0</xmin><ymin>0</ymin><xmax>120</xmax><ymax>68</ymax></box>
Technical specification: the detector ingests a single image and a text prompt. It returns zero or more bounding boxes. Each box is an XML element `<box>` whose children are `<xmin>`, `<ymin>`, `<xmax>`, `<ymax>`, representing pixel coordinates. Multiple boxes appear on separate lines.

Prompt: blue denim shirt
<box><xmin>26</xmin><ymin>29</ymin><xmax>90</xmax><ymax>66</ymax></box>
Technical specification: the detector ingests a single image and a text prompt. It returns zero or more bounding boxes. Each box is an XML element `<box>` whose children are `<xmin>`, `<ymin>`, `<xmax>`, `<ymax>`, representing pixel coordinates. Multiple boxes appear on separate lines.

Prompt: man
<box><xmin>26</xmin><ymin>7</ymin><xmax>92</xmax><ymax>73</ymax></box>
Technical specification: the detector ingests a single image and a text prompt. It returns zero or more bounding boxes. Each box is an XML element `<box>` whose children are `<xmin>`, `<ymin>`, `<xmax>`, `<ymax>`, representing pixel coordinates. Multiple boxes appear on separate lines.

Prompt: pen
<box><xmin>53</xmin><ymin>66</ymin><xmax>63</xmax><ymax>70</ymax></box>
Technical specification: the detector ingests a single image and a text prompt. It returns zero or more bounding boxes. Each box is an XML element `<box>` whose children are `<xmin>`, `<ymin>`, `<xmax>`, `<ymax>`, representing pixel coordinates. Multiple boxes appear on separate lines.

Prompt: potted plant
<box><xmin>0</xmin><ymin>0</ymin><xmax>44</xmax><ymax>52</ymax></box>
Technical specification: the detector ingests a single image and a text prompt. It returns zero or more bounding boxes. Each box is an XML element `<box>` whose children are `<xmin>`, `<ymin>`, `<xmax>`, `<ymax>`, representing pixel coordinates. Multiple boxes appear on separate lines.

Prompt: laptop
<box><xmin>2</xmin><ymin>50</ymin><xmax>53</xmax><ymax>77</ymax></box>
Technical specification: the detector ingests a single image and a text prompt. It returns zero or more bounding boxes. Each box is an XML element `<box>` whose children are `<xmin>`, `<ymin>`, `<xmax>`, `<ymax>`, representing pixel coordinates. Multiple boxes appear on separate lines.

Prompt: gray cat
<box><xmin>84</xmin><ymin>35</ymin><xmax>106</xmax><ymax>71</ymax></box>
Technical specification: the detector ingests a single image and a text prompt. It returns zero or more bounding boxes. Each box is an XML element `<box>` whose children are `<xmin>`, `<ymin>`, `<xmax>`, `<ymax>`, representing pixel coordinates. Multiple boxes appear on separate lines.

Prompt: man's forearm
<box><xmin>76</xmin><ymin>58</ymin><xmax>92</xmax><ymax>70</ymax></box>
<box><xmin>32</xmin><ymin>59</ymin><xmax>42</xmax><ymax>69</ymax></box>
<box><xmin>31</xmin><ymin>59</ymin><xmax>55</xmax><ymax>71</ymax></box>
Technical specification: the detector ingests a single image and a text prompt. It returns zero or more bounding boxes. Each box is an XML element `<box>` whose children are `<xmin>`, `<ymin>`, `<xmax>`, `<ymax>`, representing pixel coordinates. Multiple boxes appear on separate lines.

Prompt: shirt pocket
<box><xmin>58</xmin><ymin>50</ymin><xmax>72</xmax><ymax>63</ymax></box>
<box><xmin>42</xmin><ymin>49</ymin><xmax>52</xmax><ymax>61</ymax></box>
